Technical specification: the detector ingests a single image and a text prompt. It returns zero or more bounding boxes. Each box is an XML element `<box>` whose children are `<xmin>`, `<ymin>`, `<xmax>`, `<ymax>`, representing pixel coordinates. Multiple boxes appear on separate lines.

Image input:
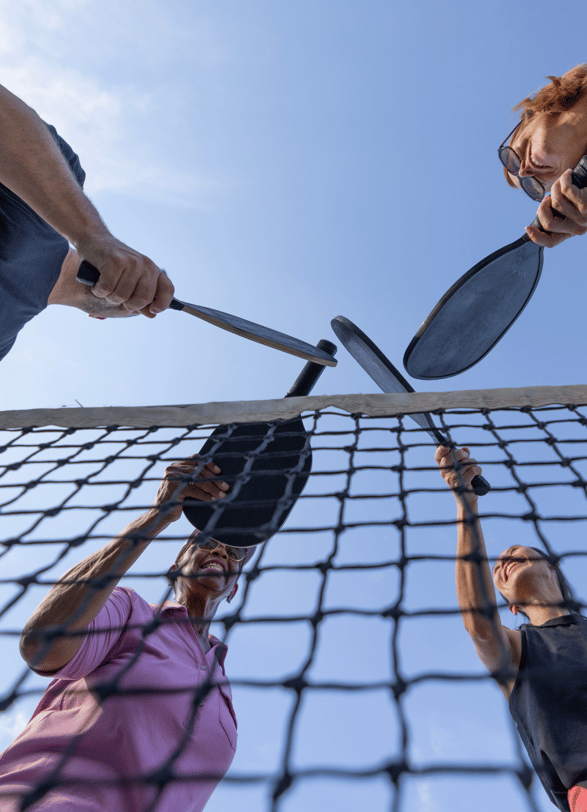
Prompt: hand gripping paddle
<box><xmin>331</xmin><ymin>316</ymin><xmax>490</xmax><ymax>496</ymax></box>
<box><xmin>182</xmin><ymin>339</ymin><xmax>337</xmax><ymax>546</ymax></box>
<box><xmin>76</xmin><ymin>261</ymin><xmax>337</xmax><ymax>367</ymax></box>
<box><xmin>404</xmin><ymin>156</ymin><xmax>587</xmax><ymax>379</ymax></box>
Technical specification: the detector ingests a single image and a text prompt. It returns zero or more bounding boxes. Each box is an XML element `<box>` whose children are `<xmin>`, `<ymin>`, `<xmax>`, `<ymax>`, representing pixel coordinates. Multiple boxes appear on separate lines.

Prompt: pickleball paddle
<box><xmin>331</xmin><ymin>316</ymin><xmax>490</xmax><ymax>496</ymax></box>
<box><xmin>182</xmin><ymin>339</ymin><xmax>337</xmax><ymax>546</ymax></box>
<box><xmin>404</xmin><ymin>156</ymin><xmax>587</xmax><ymax>379</ymax></box>
<box><xmin>76</xmin><ymin>261</ymin><xmax>337</xmax><ymax>367</ymax></box>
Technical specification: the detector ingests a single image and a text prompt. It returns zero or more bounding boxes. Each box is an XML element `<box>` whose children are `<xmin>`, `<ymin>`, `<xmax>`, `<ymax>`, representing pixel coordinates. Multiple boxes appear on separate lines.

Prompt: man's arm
<box><xmin>435</xmin><ymin>446</ymin><xmax>519</xmax><ymax>693</ymax></box>
<box><xmin>20</xmin><ymin>457</ymin><xmax>228</xmax><ymax>672</ymax></box>
<box><xmin>0</xmin><ymin>84</ymin><xmax>174</xmax><ymax>317</ymax></box>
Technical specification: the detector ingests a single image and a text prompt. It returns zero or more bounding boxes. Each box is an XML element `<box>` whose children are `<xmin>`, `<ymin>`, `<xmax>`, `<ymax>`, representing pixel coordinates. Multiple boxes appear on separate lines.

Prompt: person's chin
<box><xmin>194</xmin><ymin>568</ymin><xmax>229</xmax><ymax>588</ymax></box>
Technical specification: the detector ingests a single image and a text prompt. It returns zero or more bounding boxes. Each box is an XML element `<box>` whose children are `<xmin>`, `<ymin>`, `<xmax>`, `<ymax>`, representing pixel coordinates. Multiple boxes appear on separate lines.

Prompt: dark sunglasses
<box><xmin>193</xmin><ymin>536</ymin><xmax>246</xmax><ymax>562</ymax></box>
<box><xmin>498</xmin><ymin>122</ymin><xmax>545</xmax><ymax>202</ymax></box>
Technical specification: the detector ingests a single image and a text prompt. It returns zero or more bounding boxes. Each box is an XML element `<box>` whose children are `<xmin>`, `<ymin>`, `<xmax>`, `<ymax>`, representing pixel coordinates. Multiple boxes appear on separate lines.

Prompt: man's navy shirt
<box><xmin>0</xmin><ymin>124</ymin><xmax>86</xmax><ymax>361</ymax></box>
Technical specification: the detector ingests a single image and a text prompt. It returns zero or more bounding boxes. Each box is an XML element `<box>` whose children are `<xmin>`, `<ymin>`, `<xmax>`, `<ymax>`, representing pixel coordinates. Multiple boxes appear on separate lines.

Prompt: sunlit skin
<box><xmin>19</xmin><ymin>454</ymin><xmax>232</xmax><ymax>672</ymax></box>
<box><xmin>434</xmin><ymin>445</ymin><xmax>568</xmax><ymax>701</ymax></box>
<box><xmin>0</xmin><ymin>83</ymin><xmax>175</xmax><ymax>317</ymax></box>
<box><xmin>172</xmin><ymin>540</ymin><xmax>242</xmax><ymax>653</ymax></box>
<box><xmin>505</xmin><ymin>93</ymin><xmax>587</xmax><ymax>247</ymax></box>
<box><xmin>48</xmin><ymin>247</ymin><xmax>146</xmax><ymax>319</ymax></box>
<box><xmin>492</xmin><ymin>544</ymin><xmax>565</xmax><ymax>621</ymax></box>
<box><xmin>436</xmin><ymin>445</ymin><xmax>587</xmax><ymax>799</ymax></box>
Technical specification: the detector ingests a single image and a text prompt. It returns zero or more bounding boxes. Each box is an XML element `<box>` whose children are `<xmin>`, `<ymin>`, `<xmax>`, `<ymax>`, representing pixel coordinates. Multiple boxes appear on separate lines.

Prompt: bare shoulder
<box><xmin>471</xmin><ymin>625</ymin><xmax>522</xmax><ymax>700</ymax></box>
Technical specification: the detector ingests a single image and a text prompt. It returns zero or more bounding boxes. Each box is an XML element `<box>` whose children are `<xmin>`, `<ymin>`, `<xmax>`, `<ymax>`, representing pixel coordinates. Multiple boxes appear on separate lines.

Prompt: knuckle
<box><xmin>92</xmin><ymin>279</ymin><xmax>116</xmax><ymax>297</ymax></box>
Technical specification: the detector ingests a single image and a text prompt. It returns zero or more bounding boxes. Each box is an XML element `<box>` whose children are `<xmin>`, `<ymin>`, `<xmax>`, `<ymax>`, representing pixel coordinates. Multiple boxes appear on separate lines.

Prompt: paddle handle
<box><xmin>470</xmin><ymin>474</ymin><xmax>490</xmax><ymax>496</ymax></box>
<box><xmin>529</xmin><ymin>155</ymin><xmax>587</xmax><ymax>232</ymax></box>
<box><xmin>434</xmin><ymin>430</ymin><xmax>490</xmax><ymax>496</ymax></box>
<box><xmin>77</xmin><ymin>260</ymin><xmax>103</xmax><ymax>286</ymax></box>
<box><xmin>286</xmin><ymin>340</ymin><xmax>337</xmax><ymax>397</ymax></box>
<box><xmin>76</xmin><ymin>261</ymin><xmax>183</xmax><ymax>309</ymax></box>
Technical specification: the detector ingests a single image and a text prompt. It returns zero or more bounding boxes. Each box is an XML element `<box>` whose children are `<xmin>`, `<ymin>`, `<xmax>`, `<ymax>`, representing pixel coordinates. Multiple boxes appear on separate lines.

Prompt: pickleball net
<box><xmin>1</xmin><ymin>384</ymin><xmax>587</xmax><ymax>812</ymax></box>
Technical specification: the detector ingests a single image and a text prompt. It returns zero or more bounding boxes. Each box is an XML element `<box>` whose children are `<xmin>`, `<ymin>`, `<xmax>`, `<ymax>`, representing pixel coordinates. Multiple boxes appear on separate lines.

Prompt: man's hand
<box><xmin>77</xmin><ymin>236</ymin><xmax>175</xmax><ymax>318</ymax></box>
<box><xmin>435</xmin><ymin>445</ymin><xmax>482</xmax><ymax>507</ymax></box>
<box><xmin>525</xmin><ymin>168</ymin><xmax>587</xmax><ymax>247</ymax></box>
<box><xmin>0</xmin><ymin>84</ymin><xmax>174</xmax><ymax>317</ymax></box>
<box><xmin>151</xmin><ymin>455</ymin><xmax>229</xmax><ymax>525</ymax></box>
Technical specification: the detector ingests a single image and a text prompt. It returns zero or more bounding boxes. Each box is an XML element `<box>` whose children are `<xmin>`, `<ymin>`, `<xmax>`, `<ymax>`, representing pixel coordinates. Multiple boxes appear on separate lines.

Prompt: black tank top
<box><xmin>509</xmin><ymin>614</ymin><xmax>587</xmax><ymax>811</ymax></box>
<box><xmin>0</xmin><ymin>123</ymin><xmax>86</xmax><ymax>361</ymax></box>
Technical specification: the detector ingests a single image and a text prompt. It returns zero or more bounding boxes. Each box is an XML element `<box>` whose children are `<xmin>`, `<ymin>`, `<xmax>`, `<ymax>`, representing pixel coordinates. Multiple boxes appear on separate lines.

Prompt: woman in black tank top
<box><xmin>436</xmin><ymin>444</ymin><xmax>585</xmax><ymax>812</ymax></box>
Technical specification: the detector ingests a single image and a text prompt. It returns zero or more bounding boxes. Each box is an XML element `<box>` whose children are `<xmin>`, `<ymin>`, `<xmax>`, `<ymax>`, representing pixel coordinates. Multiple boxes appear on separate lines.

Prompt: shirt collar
<box><xmin>156</xmin><ymin>600</ymin><xmax>228</xmax><ymax>666</ymax></box>
<box><xmin>532</xmin><ymin>613</ymin><xmax>581</xmax><ymax>628</ymax></box>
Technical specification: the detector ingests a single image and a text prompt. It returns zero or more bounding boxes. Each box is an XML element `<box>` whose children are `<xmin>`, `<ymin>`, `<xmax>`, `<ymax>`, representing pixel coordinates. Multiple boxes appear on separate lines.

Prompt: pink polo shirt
<box><xmin>0</xmin><ymin>587</ymin><xmax>237</xmax><ymax>812</ymax></box>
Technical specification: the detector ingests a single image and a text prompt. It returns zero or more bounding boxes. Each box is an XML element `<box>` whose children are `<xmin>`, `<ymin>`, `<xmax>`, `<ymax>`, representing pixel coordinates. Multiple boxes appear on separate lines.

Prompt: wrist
<box><xmin>455</xmin><ymin>497</ymin><xmax>479</xmax><ymax>516</ymax></box>
<box><xmin>123</xmin><ymin>508</ymin><xmax>175</xmax><ymax>541</ymax></box>
<box><xmin>71</xmin><ymin>220</ymin><xmax>113</xmax><ymax>255</ymax></box>
<box><xmin>142</xmin><ymin>505</ymin><xmax>180</xmax><ymax>532</ymax></box>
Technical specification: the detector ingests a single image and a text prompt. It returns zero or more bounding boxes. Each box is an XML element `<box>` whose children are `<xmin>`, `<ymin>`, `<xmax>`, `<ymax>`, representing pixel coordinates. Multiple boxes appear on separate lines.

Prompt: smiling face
<box><xmin>174</xmin><ymin>539</ymin><xmax>242</xmax><ymax>605</ymax></box>
<box><xmin>507</xmin><ymin>107</ymin><xmax>587</xmax><ymax>194</ymax></box>
<box><xmin>492</xmin><ymin>545</ymin><xmax>562</xmax><ymax>608</ymax></box>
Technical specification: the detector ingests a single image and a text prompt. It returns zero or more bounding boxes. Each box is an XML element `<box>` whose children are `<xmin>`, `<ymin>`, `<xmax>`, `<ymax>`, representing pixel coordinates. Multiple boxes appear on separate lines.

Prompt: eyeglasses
<box><xmin>498</xmin><ymin>123</ymin><xmax>545</xmax><ymax>202</ymax></box>
<box><xmin>193</xmin><ymin>537</ymin><xmax>246</xmax><ymax>562</ymax></box>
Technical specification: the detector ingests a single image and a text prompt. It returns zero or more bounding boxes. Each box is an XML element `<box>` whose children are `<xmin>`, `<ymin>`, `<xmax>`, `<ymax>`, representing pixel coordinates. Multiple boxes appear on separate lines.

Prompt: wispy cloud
<box><xmin>0</xmin><ymin>0</ymin><xmax>233</xmax><ymax>207</ymax></box>
<box><xmin>416</xmin><ymin>780</ymin><xmax>437</xmax><ymax>812</ymax></box>
<box><xmin>0</xmin><ymin>707</ymin><xmax>30</xmax><ymax>750</ymax></box>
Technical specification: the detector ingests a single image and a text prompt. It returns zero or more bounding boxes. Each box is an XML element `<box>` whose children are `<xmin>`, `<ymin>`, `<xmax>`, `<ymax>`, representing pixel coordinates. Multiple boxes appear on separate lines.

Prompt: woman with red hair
<box><xmin>499</xmin><ymin>64</ymin><xmax>587</xmax><ymax>248</ymax></box>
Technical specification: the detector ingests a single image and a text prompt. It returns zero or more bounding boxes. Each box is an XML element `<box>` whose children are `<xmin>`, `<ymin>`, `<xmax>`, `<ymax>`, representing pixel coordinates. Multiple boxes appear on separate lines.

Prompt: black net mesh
<box><xmin>1</xmin><ymin>391</ymin><xmax>587</xmax><ymax>812</ymax></box>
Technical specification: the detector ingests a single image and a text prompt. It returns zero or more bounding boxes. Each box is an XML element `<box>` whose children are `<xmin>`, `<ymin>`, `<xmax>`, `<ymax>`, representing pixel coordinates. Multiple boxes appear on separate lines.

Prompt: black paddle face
<box><xmin>404</xmin><ymin>237</ymin><xmax>543</xmax><ymax>379</ymax></box>
<box><xmin>331</xmin><ymin>316</ymin><xmax>490</xmax><ymax>496</ymax></box>
<box><xmin>183</xmin><ymin>340</ymin><xmax>337</xmax><ymax>546</ymax></box>
<box><xmin>404</xmin><ymin>155</ymin><xmax>587</xmax><ymax>380</ymax></box>
<box><xmin>330</xmin><ymin>316</ymin><xmax>444</xmax><ymax>441</ymax></box>
<box><xmin>182</xmin><ymin>419</ymin><xmax>312</xmax><ymax>547</ymax></box>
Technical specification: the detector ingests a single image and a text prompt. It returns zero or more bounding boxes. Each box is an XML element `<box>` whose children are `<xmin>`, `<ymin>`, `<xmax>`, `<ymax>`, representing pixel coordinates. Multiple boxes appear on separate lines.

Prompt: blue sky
<box><xmin>1</xmin><ymin>1</ymin><xmax>587</xmax><ymax>811</ymax></box>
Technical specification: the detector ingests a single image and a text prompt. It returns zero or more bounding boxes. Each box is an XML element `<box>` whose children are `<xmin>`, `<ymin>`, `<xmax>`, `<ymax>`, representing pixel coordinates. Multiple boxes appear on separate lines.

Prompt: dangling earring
<box><xmin>226</xmin><ymin>596</ymin><xmax>233</xmax><ymax>604</ymax></box>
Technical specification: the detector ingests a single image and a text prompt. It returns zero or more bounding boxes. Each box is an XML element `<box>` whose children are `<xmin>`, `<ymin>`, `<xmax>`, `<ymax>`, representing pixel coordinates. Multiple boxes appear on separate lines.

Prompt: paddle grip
<box><xmin>77</xmin><ymin>260</ymin><xmax>99</xmax><ymax>285</ymax></box>
<box><xmin>436</xmin><ymin>431</ymin><xmax>490</xmax><ymax>496</ymax></box>
<box><xmin>529</xmin><ymin>154</ymin><xmax>587</xmax><ymax>232</ymax></box>
<box><xmin>286</xmin><ymin>340</ymin><xmax>337</xmax><ymax>397</ymax></box>
<box><xmin>78</xmin><ymin>261</ymin><xmax>183</xmax><ymax>311</ymax></box>
<box><xmin>470</xmin><ymin>474</ymin><xmax>491</xmax><ymax>496</ymax></box>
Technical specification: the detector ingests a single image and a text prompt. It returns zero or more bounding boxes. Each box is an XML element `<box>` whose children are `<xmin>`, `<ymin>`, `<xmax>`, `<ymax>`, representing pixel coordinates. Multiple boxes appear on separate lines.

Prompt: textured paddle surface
<box><xmin>405</xmin><ymin>237</ymin><xmax>543</xmax><ymax>379</ymax></box>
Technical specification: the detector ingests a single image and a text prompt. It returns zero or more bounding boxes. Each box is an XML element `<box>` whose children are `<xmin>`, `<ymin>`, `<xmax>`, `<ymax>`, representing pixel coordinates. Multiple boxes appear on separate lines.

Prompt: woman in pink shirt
<box><xmin>0</xmin><ymin>456</ymin><xmax>254</xmax><ymax>812</ymax></box>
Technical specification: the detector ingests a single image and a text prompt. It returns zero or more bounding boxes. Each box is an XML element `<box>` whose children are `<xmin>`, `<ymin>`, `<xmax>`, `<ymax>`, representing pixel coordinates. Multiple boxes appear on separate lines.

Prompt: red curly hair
<box><xmin>503</xmin><ymin>64</ymin><xmax>587</xmax><ymax>188</ymax></box>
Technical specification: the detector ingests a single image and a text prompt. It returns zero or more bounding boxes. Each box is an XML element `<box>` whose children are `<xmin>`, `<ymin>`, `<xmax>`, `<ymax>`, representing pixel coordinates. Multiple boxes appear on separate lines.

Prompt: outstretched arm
<box><xmin>0</xmin><ymin>83</ymin><xmax>174</xmax><ymax>317</ymax></box>
<box><xmin>20</xmin><ymin>457</ymin><xmax>228</xmax><ymax>672</ymax></box>
<box><xmin>435</xmin><ymin>446</ymin><xmax>519</xmax><ymax>693</ymax></box>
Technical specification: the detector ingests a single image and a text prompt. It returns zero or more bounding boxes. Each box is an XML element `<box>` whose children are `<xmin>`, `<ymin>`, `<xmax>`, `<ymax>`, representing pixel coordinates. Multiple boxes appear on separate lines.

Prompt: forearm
<box><xmin>455</xmin><ymin>500</ymin><xmax>500</xmax><ymax>640</ymax></box>
<box><xmin>0</xmin><ymin>84</ymin><xmax>110</xmax><ymax>247</ymax></box>
<box><xmin>20</xmin><ymin>508</ymin><xmax>172</xmax><ymax>666</ymax></box>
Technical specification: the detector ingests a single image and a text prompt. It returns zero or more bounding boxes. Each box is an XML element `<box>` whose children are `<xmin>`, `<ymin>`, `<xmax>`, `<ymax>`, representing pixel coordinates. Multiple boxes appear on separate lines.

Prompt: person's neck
<box><xmin>176</xmin><ymin>591</ymin><xmax>221</xmax><ymax>648</ymax></box>
<box><xmin>523</xmin><ymin>602</ymin><xmax>569</xmax><ymax>627</ymax></box>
